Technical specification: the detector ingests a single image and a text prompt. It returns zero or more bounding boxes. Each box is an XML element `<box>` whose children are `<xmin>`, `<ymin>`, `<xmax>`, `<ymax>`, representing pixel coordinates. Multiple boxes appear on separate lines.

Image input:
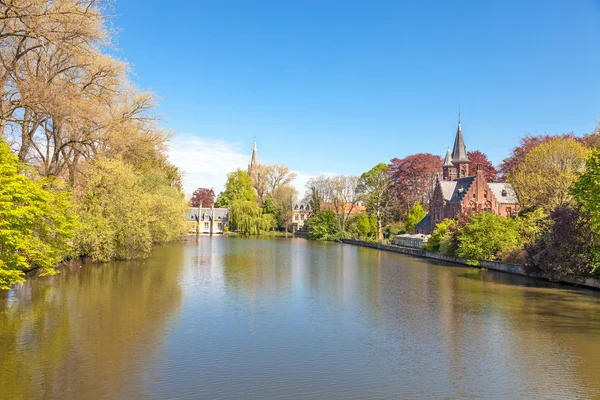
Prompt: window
<box><xmin>300</xmin><ymin>214</ymin><xmax>304</xmax><ymax>221</ymax></box>
<box><xmin>484</xmin><ymin>191</ymin><xmax>488</xmax><ymax>199</ymax></box>
<box><xmin>506</xmin><ymin>207</ymin><xmax>512</xmax><ymax>217</ymax></box>
<box><xmin>204</xmin><ymin>222</ymin><xmax>209</xmax><ymax>230</ymax></box>
<box><xmin>218</xmin><ymin>223</ymin><xmax>223</xmax><ymax>230</ymax></box>
<box><xmin>434</xmin><ymin>208</ymin><xmax>442</xmax><ymax>221</ymax></box>
<box><xmin>452</xmin><ymin>207</ymin><xmax>457</xmax><ymax>218</ymax></box>
<box><xmin>295</xmin><ymin>214</ymin><xmax>299</xmax><ymax>221</ymax></box>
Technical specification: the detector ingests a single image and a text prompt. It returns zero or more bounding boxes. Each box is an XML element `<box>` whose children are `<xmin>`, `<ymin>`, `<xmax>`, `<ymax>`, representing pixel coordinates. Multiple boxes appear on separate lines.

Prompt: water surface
<box><xmin>2</xmin><ymin>237</ymin><xmax>600</xmax><ymax>399</ymax></box>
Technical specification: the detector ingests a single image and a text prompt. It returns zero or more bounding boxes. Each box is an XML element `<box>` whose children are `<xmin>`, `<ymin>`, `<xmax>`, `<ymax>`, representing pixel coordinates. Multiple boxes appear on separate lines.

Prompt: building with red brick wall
<box><xmin>415</xmin><ymin>120</ymin><xmax>520</xmax><ymax>235</ymax></box>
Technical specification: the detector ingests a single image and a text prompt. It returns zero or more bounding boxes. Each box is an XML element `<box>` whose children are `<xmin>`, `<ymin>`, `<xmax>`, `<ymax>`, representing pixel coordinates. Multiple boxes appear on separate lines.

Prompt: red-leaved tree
<box><xmin>388</xmin><ymin>153</ymin><xmax>443</xmax><ymax>217</ymax></box>
<box><xmin>191</xmin><ymin>188</ymin><xmax>215</xmax><ymax>208</ymax></box>
<box><xmin>467</xmin><ymin>150</ymin><xmax>498</xmax><ymax>182</ymax></box>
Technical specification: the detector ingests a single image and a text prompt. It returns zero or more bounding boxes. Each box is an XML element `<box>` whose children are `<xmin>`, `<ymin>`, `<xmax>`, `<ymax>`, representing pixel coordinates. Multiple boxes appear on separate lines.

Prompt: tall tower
<box><xmin>451</xmin><ymin>117</ymin><xmax>469</xmax><ymax>178</ymax></box>
<box><xmin>248</xmin><ymin>140</ymin><xmax>259</xmax><ymax>174</ymax></box>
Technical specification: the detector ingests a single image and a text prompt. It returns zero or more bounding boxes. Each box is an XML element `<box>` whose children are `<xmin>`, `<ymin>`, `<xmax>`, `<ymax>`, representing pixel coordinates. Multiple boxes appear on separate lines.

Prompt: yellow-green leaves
<box><xmin>0</xmin><ymin>140</ymin><xmax>76</xmax><ymax>289</ymax></box>
<box><xmin>509</xmin><ymin>138</ymin><xmax>590</xmax><ymax>212</ymax></box>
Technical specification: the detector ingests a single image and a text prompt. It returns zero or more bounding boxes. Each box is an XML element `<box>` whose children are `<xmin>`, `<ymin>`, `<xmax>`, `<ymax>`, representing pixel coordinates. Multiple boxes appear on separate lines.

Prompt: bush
<box><xmin>455</xmin><ymin>212</ymin><xmax>522</xmax><ymax>265</ymax></box>
<box><xmin>307</xmin><ymin>210</ymin><xmax>346</xmax><ymax>241</ymax></box>
<box><xmin>422</xmin><ymin>218</ymin><xmax>456</xmax><ymax>252</ymax></box>
<box><xmin>0</xmin><ymin>140</ymin><xmax>77</xmax><ymax>289</ymax></box>
<box><xmin>525</xmin><ymin>205</ymin><xmax>600</xmax><ymax>279</ymax></box>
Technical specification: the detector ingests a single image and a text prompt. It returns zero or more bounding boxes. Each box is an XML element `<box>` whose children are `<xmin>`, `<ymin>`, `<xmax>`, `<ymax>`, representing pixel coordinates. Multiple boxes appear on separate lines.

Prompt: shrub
<box><xmin>525</xmin><ymin>205</ymin><xmax>600</xmax><ymax>279</ymax></box>
<box><xmin>422</xmin><ymin>218</ymin><xmax>456</xmax><ymax>252</ymax></box>
<box><xmin>455</xmin><ymin>212</ymin><xmax>522</xmax><ymax>265</ymax></box>
<box><xmin>307</xmin><ymin>210</ymin><xmax>345</xmax><ymax>241</ymax></box>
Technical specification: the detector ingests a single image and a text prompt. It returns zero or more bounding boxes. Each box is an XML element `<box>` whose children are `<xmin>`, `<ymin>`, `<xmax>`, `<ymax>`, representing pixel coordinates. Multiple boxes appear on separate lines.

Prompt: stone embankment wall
<box><xmin>341</xmin><ymin>239</ymin><xmax>600</xmax><ymax>291</ymax></box>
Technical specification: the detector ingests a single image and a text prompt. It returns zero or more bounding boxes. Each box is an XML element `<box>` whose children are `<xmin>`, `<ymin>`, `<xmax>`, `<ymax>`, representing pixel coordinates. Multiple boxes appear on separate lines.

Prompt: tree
<box><xmin>191</xmin><ymin>188</ymin><xmax>215</xmax><ymax>208</ymax></box>
<box><xmin>272</xmin><ymin>185</ymin><xmax>297</xmax><ymax>232</ymax></box>
<box><xmin>455</xmin><ymin>212</ymin><xmax>522</xmax><ymax>265</ymax></box>
<box><xmin>525</xmin><ymin>205</ymin><xmax>600</xmax><ymax>279</ymax></box>
<box><xmin>265</xmin><ymin>164</ymin><xmax>297</xmax><ymax>194</ymax></box>
<box><xmin>229</xmin><ymin>200</ymin><xmax>272</xmax><ymax>235</ymax></box>
<box><xmin>508</xmin><ymin>138</ymin><xmax>590</xmax><ymax>212</ymax></box>
<box><xmin>405</xmin><ymin>202</ymin><xmax>426</xmax><ymax>232</ymax></box>
<box><xmin>359</xmin><ymin>163</ymin><xmax>392</xmax><ymax>241</ymax></box>
<box><xmin>467</xmin><ymin>150</ymin><xmax>498</xmax><ymax>182</ymax></box>
<box><xmin>74</xmin><ymin>157</ymin><xmax>187</xmax><ymax>262</ymax></box>
<box><xmin>215</xmin><ymin>169</ymin><xmax>257</xmax><ymax>208</ymax></box>
<box><xmin>500</xmin><ymin>133</ymin><xmax>576</xmax><ymax>179</ymax></box>
<box><xmin>306</xmin><ymin>210</ymin><xmax>343</xmax><ymax>241</ymax></box>
<box><xmin>388</xmin><ymin>153</ymin><xmax>442</xmax><ymax>217</ymax></box>
<box><xmin>0</xmin><ymin>139</ymin><xmax>77</xmax><ymax>289</ymax></box>
<box><xmin>571</xmin><ymin>150</ymin><xmax>600</xmax><ymax>230</ymax></box>
<box><xmin>350</xmin><ymin>213</ymin><xmax>377</xmax><ymax>240</ymax></box>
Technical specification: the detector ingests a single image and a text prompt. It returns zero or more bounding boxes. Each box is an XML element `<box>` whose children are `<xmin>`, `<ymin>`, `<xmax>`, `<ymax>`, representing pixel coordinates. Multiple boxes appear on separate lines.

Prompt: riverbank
<box><xmin>342</xmin><ymin>239</ymin><xmax>600</xmax><ymax>291</ymax></box>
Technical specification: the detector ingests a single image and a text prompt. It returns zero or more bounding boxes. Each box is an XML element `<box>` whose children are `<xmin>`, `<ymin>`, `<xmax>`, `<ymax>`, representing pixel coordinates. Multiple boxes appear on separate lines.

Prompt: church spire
<box><xmin>248</xmin><ymin>139</ymin><xmax>259</xmax><ymax>174</ymax></box>
<box><xmin>451</xmin><ymin>118</ymin><xmax>469</xmax><ymax>164</ymax></box>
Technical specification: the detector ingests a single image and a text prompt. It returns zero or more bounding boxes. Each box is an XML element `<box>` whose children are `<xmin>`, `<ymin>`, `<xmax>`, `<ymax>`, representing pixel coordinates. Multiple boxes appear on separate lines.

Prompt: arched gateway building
<box><xmin>415</xmin><ymin>119</ymin><xmax>520</xmax><ymax>235</ymax></box>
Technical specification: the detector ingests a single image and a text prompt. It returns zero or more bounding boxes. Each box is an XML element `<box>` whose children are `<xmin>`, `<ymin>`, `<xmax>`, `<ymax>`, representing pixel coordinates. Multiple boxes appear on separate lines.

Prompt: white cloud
<box><xmin>168</xmin><ymin>134</ymin><xmax>340</xmax><ymax>198</ymax></box>
<box><xmin>168</xmin><ymin>135</ymin><xmax>248</xmax><ymax>195</ymax></box>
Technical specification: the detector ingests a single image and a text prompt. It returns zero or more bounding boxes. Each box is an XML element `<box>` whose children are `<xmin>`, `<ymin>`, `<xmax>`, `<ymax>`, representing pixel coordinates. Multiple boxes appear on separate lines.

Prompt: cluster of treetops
<box><xmin>209</xmin><ymin>129</ymin><xmax>600</xmax><ymax>281</ymax></box>
<box><xmin>0</xmin><ymin>1</ymin><xmax>189</xmax><ymax>289</ymax></box>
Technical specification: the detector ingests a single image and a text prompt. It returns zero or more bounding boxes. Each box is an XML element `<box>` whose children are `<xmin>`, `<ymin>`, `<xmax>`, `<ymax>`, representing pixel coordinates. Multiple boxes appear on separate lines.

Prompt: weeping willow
<box><xmin>229</xmin><ymin>200</ymin><xmax>274</xmax><ymax>235</ymax></box>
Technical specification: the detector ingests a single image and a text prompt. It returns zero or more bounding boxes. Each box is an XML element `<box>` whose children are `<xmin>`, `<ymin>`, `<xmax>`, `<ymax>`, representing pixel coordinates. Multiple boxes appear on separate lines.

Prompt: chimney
<box><xmin>476</xmin><ymin>163</ymin><xmax>483</xmax><ymax>174</ymax></box>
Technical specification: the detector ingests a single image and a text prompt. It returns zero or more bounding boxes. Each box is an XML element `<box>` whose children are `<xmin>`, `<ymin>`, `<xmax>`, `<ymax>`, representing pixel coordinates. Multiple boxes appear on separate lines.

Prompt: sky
<box><xmin>112</xmin><ymin>0</ymin><xmax>600</xmax><ymax>195</ymax></box>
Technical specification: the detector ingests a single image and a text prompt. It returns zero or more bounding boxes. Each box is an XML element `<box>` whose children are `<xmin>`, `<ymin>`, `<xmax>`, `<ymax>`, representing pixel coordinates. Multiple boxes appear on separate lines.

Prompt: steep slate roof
<box><xmin>443</xmin><ymin>147</ymin><xmax>453</xmax><ymax>167</ymax></box>
<box><xmin>415</xmin><ymin>213</ymin><xmax>430</xmax><ymax>228</ymax></box>
<box><xmin>439</xmin><ymin>180</ymin><xmax>458</xmax><ymax>201</ymax></box>
<box><xmin>488</xmin><ymin>183</ymin><xmax>519</xmax><ymax>204</ymax></box>
<box><xmin>447</xmin><ymin>176</ymin><xmax>476</xmax><ymax>203</ymax></box>
<box><xmin>451</xmin><ymin>122</ymin><xmax>470</xmax><ymax>164</ymax></box>
<box><xmin>186</xmin><ymin>208</ymin><xmax>229</xmax><ymax>222</ymax></box>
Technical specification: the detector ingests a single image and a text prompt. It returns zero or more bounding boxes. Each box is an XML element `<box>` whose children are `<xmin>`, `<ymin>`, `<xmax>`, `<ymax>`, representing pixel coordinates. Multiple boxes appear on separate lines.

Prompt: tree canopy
<box><xmin>215</xmin><ymin>169</ymin><xmax>257</xmax><ymax>208</ymax></box>
<box><xmin>0</xmin><ymin>139</ymin><xmax>77</xmax><ymax>289</ymax></box>
<box><xmin>508</xmin><ymin>138</ymin><xmax>590</xmax><ymax>212</ymax></box>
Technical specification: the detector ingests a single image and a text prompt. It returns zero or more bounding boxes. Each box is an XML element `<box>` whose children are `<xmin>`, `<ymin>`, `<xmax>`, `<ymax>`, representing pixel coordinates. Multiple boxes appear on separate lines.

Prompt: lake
<box><xmin>2</xmin><ymin>236</ymin><xmax>600</xmax><ymax>399</ymax></box>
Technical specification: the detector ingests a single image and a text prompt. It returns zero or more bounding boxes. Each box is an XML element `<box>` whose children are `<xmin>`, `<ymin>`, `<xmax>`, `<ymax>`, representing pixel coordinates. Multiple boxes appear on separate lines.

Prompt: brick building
<box><xmin>415</xmin><ymin>120</ymin><xmax>520</xmax><ymax>235</ymax></box>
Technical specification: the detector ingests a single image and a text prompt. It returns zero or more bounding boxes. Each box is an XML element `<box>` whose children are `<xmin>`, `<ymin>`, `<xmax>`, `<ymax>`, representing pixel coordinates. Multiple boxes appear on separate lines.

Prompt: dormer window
<box><xmin>501</xmin><ymin>189</ymin><xmax>507</xmax><ymax>197</ymax></box>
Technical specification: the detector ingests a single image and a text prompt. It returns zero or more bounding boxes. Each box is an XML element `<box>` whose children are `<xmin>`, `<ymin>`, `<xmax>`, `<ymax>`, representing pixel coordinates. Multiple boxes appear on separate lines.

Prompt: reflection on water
<box><xmin>2</xmin><ymin>237</ymin><xmax>600</xmax><ymax>399</ymax></box>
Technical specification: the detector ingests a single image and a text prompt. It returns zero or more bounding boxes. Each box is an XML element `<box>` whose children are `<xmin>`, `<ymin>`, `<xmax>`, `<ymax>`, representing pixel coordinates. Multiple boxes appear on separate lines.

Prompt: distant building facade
<box><xmin>292</xmin><ymin>203</ymin><xmax>312</xmax><ymax>231</ymax></box>
<box><xmin>415</xmin><ymin>119</ymin><xmax>520</xmax><ymax>235</ymax></box>
<box><xmin>187</xmin><ymin>207</ymin><xmax>229</xmax><ymax>234</ymax></box>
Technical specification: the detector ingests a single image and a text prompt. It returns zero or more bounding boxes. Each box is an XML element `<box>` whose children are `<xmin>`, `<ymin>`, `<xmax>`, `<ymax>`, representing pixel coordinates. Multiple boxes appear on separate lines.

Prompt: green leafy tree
<box><xmin>455</xmin><ymin>212</ymin><xmax>522</xmax><ymax>265</ymax></box>
<box><xmin>215</xmin><ymin>169</ymin><xmax>257</xmax><ymax>208</ymax></box>
<box><xmin>306</xmin><ymin>210</ymin><xmax>344</xmax><ymax>241</ymax></box>
<box><xmin>74</xmin><ymin>158</ymin><xmax>187</xmax><ymax>262</ymax></box>
<box><xmin>229</xmin><ymin>200</ymin><xmax>273</xmax><ymax>234</ymax></box>
<box><xmin>509</xmin><ymin>138</ymin><xmax>590</xmax><ymax>212</ymax></box>
<box><xmin>359</xmin><ymin>163</ymin><xmax>391</xmax><ymax>241</ymax></box>
<box><xmin>352</xmin><ymin>213</ymin><xmax>377</xmax><ymax>240</ymax></box>
<box><xmin>0</xmin><ymin>140</ymin><xmax>77</xmax><ymax>289</ymax></box>
<box><xmin>571</xmin><ymin>150</ymin><xmax>600</xmax><ymax>230</ymax></box>
<box><xmin>405</xmin><ymin>202</ymin><xmax>426</xmax><ymax>232</ymax></box>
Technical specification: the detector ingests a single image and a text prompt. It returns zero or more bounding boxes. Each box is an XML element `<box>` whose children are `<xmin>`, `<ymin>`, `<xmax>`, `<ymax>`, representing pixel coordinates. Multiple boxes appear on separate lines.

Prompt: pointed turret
<box><xmin>443</xmin><ymin>147</ymin><xmax>453</xmax><ymax>167</ymax></box>
<box><xmin>451</xmin><ymin>122</ymin><xmax>469</xmax><ymax>164</ymax></box>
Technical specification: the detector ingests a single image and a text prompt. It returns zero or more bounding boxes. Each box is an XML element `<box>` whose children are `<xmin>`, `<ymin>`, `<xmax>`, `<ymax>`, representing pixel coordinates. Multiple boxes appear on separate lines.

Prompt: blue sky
<box><xmin>113</xmin><ymin>0</ymin><xmax>600</xmax><ymax>193</ymax></box>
